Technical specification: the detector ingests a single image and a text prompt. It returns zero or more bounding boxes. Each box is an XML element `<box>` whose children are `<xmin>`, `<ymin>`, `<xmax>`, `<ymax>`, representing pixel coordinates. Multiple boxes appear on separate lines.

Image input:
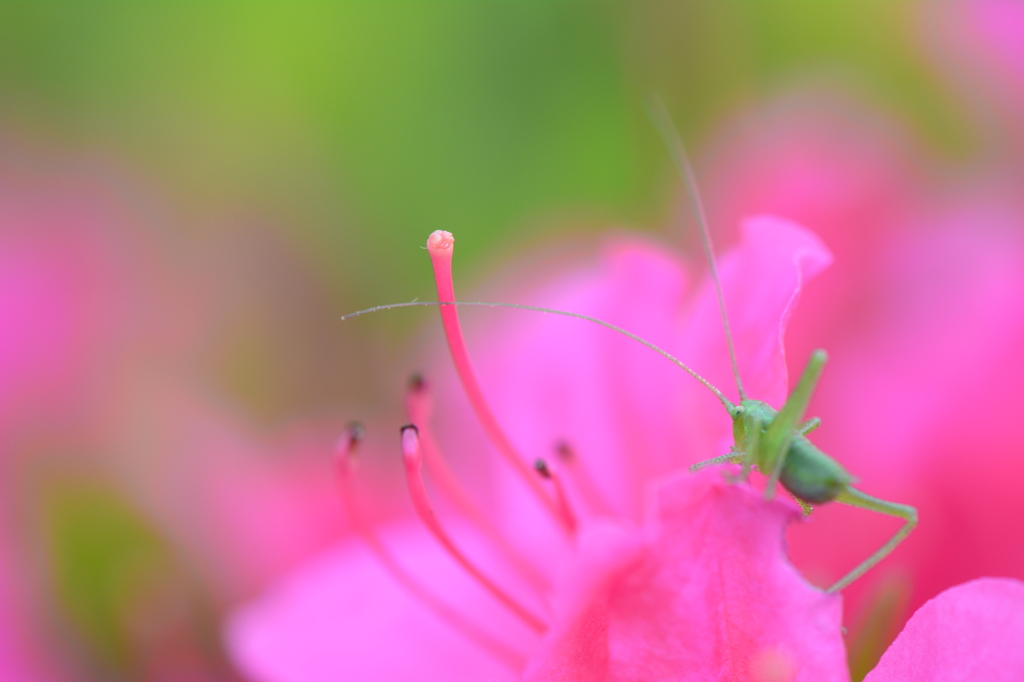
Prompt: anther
<box><xmin>551</xmin><ymin>440</ymin><xmax>614</xmax><ymax>516</ymax></box>
<box><xmin>408</xmin><ymin>373</ymin><xmax>426</xmax><ymax>393</ymax></box>
<box><xmin>426</xmin><ymin>230</ymin><xmax>570</xmax><ymax>533</ymax></box>
<box><xmin>336</xmin><ymin>421</ymin><xmax>366</xmax><ymax>478</ymax></box>
<box><xmin>554</xmin><ymin>440</ymin><xmax>574</xmax><ymax>462</ymax></box>
<box><xmin>401</xmin><ymin>425</ymin><xmax>548</xmax><ymax>633</ymax></box>
<box><xmin>533</xmin><ymin>458</ymin><xmax>578</xmax><ymax>534</ymax></box>
<box><xmin>333</xmin><ymin>424</ymin><xmax>526</xmax><ymax>670</ymax></box>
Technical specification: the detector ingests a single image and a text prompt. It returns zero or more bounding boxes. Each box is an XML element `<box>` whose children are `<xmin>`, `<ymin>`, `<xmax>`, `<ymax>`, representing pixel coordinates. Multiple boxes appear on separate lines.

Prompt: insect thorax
<box><xmin>732</xmin><ymin>399</ymin><xmax>852</xmax><ymax>504</ymax></box>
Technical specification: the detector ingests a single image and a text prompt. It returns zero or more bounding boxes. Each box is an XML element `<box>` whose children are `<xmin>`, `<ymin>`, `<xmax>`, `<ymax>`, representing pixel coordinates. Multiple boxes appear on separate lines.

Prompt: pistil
<box><xmin>426</xmin><ymin>230</ymin><xmax>570</xmax><ymax>533</ymax></box>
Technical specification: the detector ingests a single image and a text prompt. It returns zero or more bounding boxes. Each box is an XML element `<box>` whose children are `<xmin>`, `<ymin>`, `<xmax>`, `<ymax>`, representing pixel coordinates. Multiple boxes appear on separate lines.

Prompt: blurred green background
<box><xmin>0</xmin><ymin>0</ymin><xmax>967</xmax><ymax>423</ymax></box>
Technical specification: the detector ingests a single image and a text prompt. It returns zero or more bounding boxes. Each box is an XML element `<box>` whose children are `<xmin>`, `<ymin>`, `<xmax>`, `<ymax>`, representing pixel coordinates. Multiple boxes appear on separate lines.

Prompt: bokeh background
<box><xmin>2</xmin><ymin>1</ymin><xmax>1021</xmax><ymax>680</ymax></box>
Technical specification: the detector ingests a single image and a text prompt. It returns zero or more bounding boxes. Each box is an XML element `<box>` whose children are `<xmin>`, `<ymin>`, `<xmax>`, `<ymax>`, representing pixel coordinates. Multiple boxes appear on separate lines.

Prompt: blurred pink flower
<box><xmin>923</xmin><ymin>0</ymin><xmax>1024</xmax><ymax>144</ymax></box>
<box><xmin>0</xmin><ymin>144</ymin><xmax>175</xmax><ymax>681</ymax></box>
<box><xmin>0</xmin><ymin>137</ymin><xmax>363</xmax><ymax>677</ymax></box>
<box><xmin>0</xmin><ymin>139</ymin><xmax>360</xmax><ymax>589</ymax></box>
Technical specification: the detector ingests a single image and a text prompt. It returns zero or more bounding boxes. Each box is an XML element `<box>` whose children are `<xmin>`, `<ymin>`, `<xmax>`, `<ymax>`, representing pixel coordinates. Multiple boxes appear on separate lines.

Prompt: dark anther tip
<box><xmin>400</xmin><ymin>423</ymin><xmax>419</xmax><ymax>436</ymax></box>
<box><xmin>554</xmin><ymin>440</ymin><xmax>573</xmax><ymax>461</ymax></box>
<box><xmin>346</xmin><ymin>421</ymin><xmax>366</xmax><ymax>443</ymax></box>
<box><xmin>407</xmin><ymin>373</ymin><xmax>427</xmax><ymax>392</ymax></box>
<box><xmin>533</xmin><ymin>458</ymin><xmax>551</xmax><ymax>479</ymax></box>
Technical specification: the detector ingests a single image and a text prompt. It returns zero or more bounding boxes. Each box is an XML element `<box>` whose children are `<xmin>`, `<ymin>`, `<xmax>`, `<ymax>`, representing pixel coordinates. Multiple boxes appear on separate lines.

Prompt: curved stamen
<box><xmin>426</xmin><ymin>231</ymin><xmax>570</xmax><ymax>533</ymax></box>
<box><xmin>334</xmin><ymin>425</ymin><xmax>527</xmax><ymax>670</ymax></box>
<box><xmin>400</xmin><ymin>425</ymin><xmax>548</xmax><ymax>634</ymax></box>
<box><xmin>406</xmin><ymin>376</ymin><xmax>551</xmax><ymax>593</ymax></box>
<box><xmin>533</xmin><ymin>459</ymin><xmax>578</xmax><ymax>534</ymax></box>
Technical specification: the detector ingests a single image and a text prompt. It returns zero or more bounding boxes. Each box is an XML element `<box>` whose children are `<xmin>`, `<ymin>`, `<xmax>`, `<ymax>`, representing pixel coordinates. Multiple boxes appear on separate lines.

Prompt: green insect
<box><xmin>343</xmin><ymin>103</ymin><xmax>917</xmax><ymax>594</ymax></box>
<box><xmin>649</xmin><ymin>99</ymin><xmax>917</xmax><ymax>593</ymax></box>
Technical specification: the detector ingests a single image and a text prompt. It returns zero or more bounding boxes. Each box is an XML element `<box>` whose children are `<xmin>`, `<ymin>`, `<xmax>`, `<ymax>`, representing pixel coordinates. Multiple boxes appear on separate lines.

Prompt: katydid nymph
<box><xmin>651</xmin><ymin>100</ymin><xmax>918</xmax><ymax>593</ymax></box>
<box><xmin>341</xmin><ymin>106</ymin><xmax>917</xmax><ymax>595</ymax></box>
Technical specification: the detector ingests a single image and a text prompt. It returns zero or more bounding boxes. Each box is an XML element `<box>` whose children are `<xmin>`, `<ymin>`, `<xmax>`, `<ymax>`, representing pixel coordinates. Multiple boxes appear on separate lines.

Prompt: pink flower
<box><xmin>227</xmin><ymin>220</ymin><xmax>1024</xmax><ymax>679</ymax></box>
<box><xmin>700</xmin><ymin>94</ymin><xmax>1024</xmax><ymax>651</ymax></box>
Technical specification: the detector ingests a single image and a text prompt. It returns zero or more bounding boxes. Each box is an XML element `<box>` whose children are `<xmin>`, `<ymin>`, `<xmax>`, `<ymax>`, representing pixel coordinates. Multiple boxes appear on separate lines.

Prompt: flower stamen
<box><xmin>406</xmin><ymin>375</ymin><xmax>551</xmax><ymax>593</ymax></box>
<box><xmin>400</xmin><ymin>424</ymin><xmax>548</xmax><ymax>634</ymax></box>
<box><xmin>333</xmin><ymin>424</ymin><xmax>527</xmax><ymax>670</ymax></box>
<box><xmin>555</xmin><ymin>440</ymin><xmax>615</xmax><ymax>516</ymax></box>
<box><xmin>533</xmin><ymin>459</ymin><xmax>578</xmax><ymax>534</ymax></box>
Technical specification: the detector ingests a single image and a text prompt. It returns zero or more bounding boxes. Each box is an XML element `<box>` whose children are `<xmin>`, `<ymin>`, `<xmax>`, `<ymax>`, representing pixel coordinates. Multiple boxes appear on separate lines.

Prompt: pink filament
<box><xmin>406</xmin><ymin>378</ymin><xmax>551</xmax><ymax>593</ymax></box>
<box><xmin>426</xmin><ymin>230</ymin><xmax>568</xmax><ymax>533</ymax></box>
<box><xmin>400</xmin><ymin>425</ymin><xmax>548</xmax><ymax>634</ymax></box>
<box><xmin>534</xmin><ymin>460</ymin><xmax>579</xmax><ymax>534</ymax></box>
<box><xmin>555</xmin><ymin>440</ymin><xmax>615</xmax><ymax>516</ymax></box>
<box><xmin>334</xmin><ymin>429</ymin><xmax>527</xmax><ymax>671</ymax></box>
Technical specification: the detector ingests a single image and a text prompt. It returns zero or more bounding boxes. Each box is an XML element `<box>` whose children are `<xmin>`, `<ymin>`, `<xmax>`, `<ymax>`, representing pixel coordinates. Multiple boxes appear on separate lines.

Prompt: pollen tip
<box><xmin>533</xmin><ymin>459</ymin><xmax>551</xmax><ymax>479</ymax></box>
<box><xmin>427</xmin><ymin>230</ymin><xmax>455</xmax><ymax>254</ymax></box>
<box><xmin>336</xmin><ymin>422</ymin><xmax>365</xmax><ymax>475</ymax></box>
<box><xmin>347</xmin><ymin>420</ymin><xmax>366</xmax><ymax>444</ymax></box>
<box><xmin>407</xmin><ymin>373</ymin><xmax>427</xmax><ymax>393</ymax></box>
<box><xmin>554</xmin><ymin>440</ymin><xmax>573</xmax><ymax>461</ymax></box>
<box><xmin>400</xmin><ymin>424</ymin><xmax>421</xmax><ymax>463</ymax></box>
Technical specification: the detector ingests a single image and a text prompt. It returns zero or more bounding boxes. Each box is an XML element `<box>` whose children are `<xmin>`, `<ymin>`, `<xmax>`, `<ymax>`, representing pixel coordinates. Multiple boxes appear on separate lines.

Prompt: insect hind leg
<box><xmin>827</xmin><ymin>487</ymin><xmax>917</xmax><ymax>593</ymax></box>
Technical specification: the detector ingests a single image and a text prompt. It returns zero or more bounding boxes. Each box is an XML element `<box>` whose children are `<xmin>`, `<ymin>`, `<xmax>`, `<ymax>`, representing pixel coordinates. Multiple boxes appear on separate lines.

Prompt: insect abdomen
<box><xmin>780</xmin><ymin>435</ymin><xmax>853</xmax><ymax>504</ymax></box>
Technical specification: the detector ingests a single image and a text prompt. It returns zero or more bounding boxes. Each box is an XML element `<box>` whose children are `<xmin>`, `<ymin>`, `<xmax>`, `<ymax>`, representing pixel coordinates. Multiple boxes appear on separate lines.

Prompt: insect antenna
<box><xmin>648</xmin><ymin>98</ymin><xmax>747</xmax><ymax>401</ymax></box>
<box><xmin>342</xmin><ymin>300</ymin><xmax>735</xmax><ymax>412</ymax></box>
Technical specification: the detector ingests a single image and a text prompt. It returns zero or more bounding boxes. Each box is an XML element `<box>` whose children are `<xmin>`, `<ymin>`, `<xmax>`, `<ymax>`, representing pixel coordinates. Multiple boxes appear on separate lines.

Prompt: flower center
<box><xmin>334</xmin><ymin>230</ymin><xmax>607</xmax><ymax>670</ymax></box>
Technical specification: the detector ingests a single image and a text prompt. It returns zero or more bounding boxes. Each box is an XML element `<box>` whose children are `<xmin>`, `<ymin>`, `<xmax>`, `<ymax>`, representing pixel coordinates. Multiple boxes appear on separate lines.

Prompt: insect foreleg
<box><xmin>740</xmin><ymin>425</ymin><xmax>760</xmax><ymax>481</ymax></box>
<box><xmin>688</xmin><ymin>451</ymin><xmax>743</xmax><ymax>472</ymax></box>
<box><xmin>827</xmin><ymin>487</ymin><xmax>918</xmax><ymax>593</ymax></box>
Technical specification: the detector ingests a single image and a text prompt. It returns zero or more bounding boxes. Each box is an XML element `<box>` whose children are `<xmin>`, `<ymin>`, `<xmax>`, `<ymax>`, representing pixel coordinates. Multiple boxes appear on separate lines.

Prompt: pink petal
<box><xmin>465</xmin><ymin>235</ymin><xmax>694</xmax><ymax>522</ymax></box>
<box><xmin>524</xmin><ymin>469</ymin><xmax>847</xmax><ymax>682</ymax></box>
<box><xmin>864</xmin><ymin>578</ymin><xmax>1024</xmax><ymax>681</ymax></box>
<box><xmin>226</xmin><ymin>519</ymin><xmax>542</xmax><ymax>682</ymax></box>
<box><xmin>680</xmin><ymin>214</ymin><xmax>834</xmax><ymax>408</ymax></box>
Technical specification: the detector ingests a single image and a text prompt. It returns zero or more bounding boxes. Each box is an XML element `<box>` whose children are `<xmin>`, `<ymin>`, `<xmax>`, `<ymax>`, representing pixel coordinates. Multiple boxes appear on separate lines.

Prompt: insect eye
<box><xmin>731</xmin><ymin>405</ymin><xmax>745</xmax><ymax>418</ymax></box>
